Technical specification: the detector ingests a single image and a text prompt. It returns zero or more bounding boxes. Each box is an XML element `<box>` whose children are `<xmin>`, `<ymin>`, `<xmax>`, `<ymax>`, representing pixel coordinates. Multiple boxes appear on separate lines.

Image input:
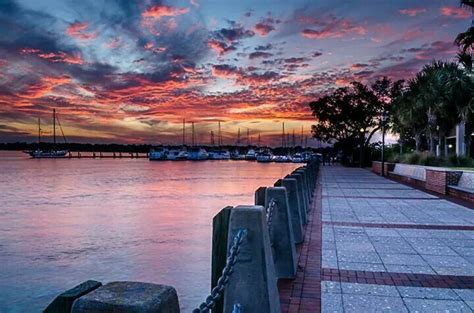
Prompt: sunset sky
<box><xmin>0</xmin><ymin>0</ymin><xmax>471</xmax><ymax>145</ymax></box>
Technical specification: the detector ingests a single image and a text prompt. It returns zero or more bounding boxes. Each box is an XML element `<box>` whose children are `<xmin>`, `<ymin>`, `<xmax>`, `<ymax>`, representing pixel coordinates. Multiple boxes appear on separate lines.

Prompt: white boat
<box><xmin>230</xmin><ymin>150</ymin><xmax>245</xmax><ymax>160</ymax></box>
<box><xmin>256</xmin><ymin>151</ymin><xmax>273</xmax><ymax>163</ymax></box>
<box><xmin>26</xmin><ymin>109</ymin><xmax>69</xmax><ymax>159</ymax></box>
<box><xmin>28</xmin><ymin>149</ymin><xmax>68</xmax><ymax>158</ymax></box>
<box><xmin>149</xmin><ymin>147</ymin><xmax>169</xmax><ymax>160</ymax></box>
<box><xmin>302</xmin><ymin>151</ymin><xmax>314</xmax><ymax>162</ymax></box>
<box><xmin>245</xmin><ymin>149</ymin><xmax>257</xmax><ymax>160</ymax></box>
<box><xmin>292</xmin><ymin>153</ymin><xmax>304</xmax><ymax>163</ymax></box>
<box><xmin>187</xmin><ymin>148</ymin><xmax>208</xmax><ymax>160</ymax></box>
<box><xmin>167</xmin><ymin>149</ymin><xmax>188</xmax><ymax>160</ymax></box>
<box><xmin>208</xmin><ymin>150</ymin><xmax>230</xmax><ymax>160</ymax></box>
<box><xmin>273</xmin><ymin>155</ymin><xmax>291</xmax><ymax>163</ymax></box>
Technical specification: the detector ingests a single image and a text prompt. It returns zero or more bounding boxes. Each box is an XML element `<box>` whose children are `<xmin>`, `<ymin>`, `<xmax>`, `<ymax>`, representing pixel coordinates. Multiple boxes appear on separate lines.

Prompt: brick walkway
<box><xmin>279</xmin><ymin>166</ymin><xmax>474</xmax><ymax>312</ymax></box>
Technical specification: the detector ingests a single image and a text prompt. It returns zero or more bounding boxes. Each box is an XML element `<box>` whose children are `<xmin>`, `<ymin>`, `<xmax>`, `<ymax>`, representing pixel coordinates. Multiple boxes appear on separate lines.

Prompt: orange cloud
<box><xmin>208</xmin><ymin>39</ymin><xmax>236</xmax><ymax>55</ymax></box>
<box><xmin>21</xmin><ymin>48</ymin><xmax>84</xmax><ymax>65</ymax></box>
<box><xmin>399</xmin><ymin>8</ymin><xmax>427</xmax><ymax>17</ymax></box>
<box><xmin>66</xmin><ymin>22</ymin><xmax>97</xmax><ymax>40</ymax></box>
<box><xmin>142</xmin><ymin>5</ymin><xmax>189</xmax><ymax>19</ymax></box>
<box><xmin>18</xmin><ymin>76</ymin><xmax>72</xmax><ymax>99</ymax></box>
<box><xmin>254</xmin><ymin>22</ymin><xmax>275</xmax><ymax>36</ymax></box>
<box><xmin>302</xmin><ymin>19</ymin><xmax>367</xmax><ymax>39</ymax></box>
<box><xmin>440</xmin><ymin>7</ymin><xmax>471</xmax><ymax>19</ymax></box>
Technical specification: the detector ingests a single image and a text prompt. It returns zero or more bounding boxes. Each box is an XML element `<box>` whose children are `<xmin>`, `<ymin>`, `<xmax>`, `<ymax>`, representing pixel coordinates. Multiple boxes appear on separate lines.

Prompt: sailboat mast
<box><xmin>191</xmin><ymin>122</ymin><xmax>195</xmax><ymax>146</ymax></box>
<box><xmin>282</xmin><ymin>122</ymin><xmax>285</xmax><ymax>147</ymax></box>
<box><xmin>182</xmin><ymin>119</ymin><xmax>185</xmax><ymax>146</ymax></box>
<box><xmin>38</xmin><ymin>117</ymin><xmax>41</xmax><ymax>149</ymax></box>
<box><xmin>53</xmin><ymin>108</ymin><xmax>56</xmax><ymax>145</ymax></box>
<box><xmin>218</xmin><ymin>121</ymin><xmax>221</xmax><ymax>146</ymax></box>
<box><xmin>301</xmin><ymin>126</ymin><xmax>304</xmax><ymax>147</ymax></box>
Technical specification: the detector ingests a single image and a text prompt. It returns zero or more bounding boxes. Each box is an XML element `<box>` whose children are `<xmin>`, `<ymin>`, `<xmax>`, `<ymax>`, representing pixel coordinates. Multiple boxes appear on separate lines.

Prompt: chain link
<box><xmin>266</xmin><ymin>198</ymin><xmax>277</xmax><ymax>234</ymax></box>
<box><xmin>193</xmin><ymin>228</ymin><xmax>247</xmax><ymax>313</ymax></box>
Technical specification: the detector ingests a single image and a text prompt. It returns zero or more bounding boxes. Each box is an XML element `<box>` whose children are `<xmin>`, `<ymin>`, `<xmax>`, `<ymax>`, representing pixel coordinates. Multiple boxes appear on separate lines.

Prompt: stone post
<box><xmin>265</xmin><ymin>187</ymin><xmax>297</xmax><ymax>279</ymax></box>
<box><xmin>223</xmin><ymin>206</ymin><xmax>280</xmax><ymax>313</ymax></box>
<box><xmin>255</xmin><ymin>186</ymin><xmax>267</xmax><ymax>206</ymax></box>
<box><xmin>279</xmin><ymin>178</ymin><xmax>304</xmax><ymax>243</ymax></box>
<box><xmin>289</xmin><ymin>172</ymin><xmax>309</xmax><ymax>215</ymax></box>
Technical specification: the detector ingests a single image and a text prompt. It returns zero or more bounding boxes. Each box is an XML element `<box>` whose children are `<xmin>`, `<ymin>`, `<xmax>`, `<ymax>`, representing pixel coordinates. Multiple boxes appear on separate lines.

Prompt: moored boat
<box><xmin>208</xmin><ymin>150</ymin><xmax>230</xmax><ymax>160</ymax></box>
<box><xmin>167</xmin><ymin>149</ymin><xmax>188</xmax><ymax>160</ymax></box>
<box><xmin>149</xmin><ymin>147</ymin><xmax>169</xmax><ymax>160</ymax></box>
<box><xmin>245</xmin><ymin>149</ymin><xmax>257</xmax><ymax>160</ymax></box>
<box><xmin>26</xmin><ymin>109</ymin><xmax>69</xmax><ymax>159</ymax></box>
<box><xmin>256</xmin><ymin>150</ymin><xmax>273</xmax><ymax>163</ymax></box>
<box><xmin>292</xmin><ymin>153</ymin><xmax>304</xmax><ymax>163</ymax></box>
<box><xmin>187</xmin><ymin>147</ymin><xmax>208</xmax><ymax>160</ymax></box>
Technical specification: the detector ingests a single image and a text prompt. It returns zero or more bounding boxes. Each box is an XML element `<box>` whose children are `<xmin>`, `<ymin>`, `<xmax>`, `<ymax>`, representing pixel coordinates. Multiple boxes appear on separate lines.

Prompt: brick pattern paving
<box><xmin>321</xmin><ymin>268</ymin><xmax>474</xmax><ymax>289</ymax></box>
<box><xmin>323</xmin><ymin>221</ymin><xmax>474</xmax><ymax>231</ymax></box>
<box><xmin>279</xmin><ymin>174</ymin><xmax>322</xmax><ymax>313</ymax></box>
<box><xmin>279</xmin><ymin>166</ymin><xmax>474</xmax><ymax>312</ymax></box>
<box><xmin>325</xmin><ymin>195</ymin><xmax>440</xmax><ymax>200</ymax></box>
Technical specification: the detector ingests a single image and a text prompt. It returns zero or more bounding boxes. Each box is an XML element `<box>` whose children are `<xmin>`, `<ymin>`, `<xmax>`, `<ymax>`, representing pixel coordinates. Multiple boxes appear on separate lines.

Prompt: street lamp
<box><xmin>359</xmin><ymin>128</ymin><xmax>365</xmax><ymax>168</ymax></box>
<box><xmin>381</xmin><ymin>111</ymin><xmax>389</xmax><ymax>177</ymax></box>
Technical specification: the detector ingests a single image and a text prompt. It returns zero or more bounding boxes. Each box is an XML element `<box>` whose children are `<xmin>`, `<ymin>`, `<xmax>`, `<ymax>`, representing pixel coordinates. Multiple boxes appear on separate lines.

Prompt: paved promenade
<box><xmin>279</xmin><ymin>166</ymin><xmax>474</xmax><ymax>313</ymax></box>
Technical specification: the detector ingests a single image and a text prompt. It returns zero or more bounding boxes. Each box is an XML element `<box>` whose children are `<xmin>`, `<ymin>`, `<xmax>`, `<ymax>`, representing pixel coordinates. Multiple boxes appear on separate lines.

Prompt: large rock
<box><xmin>72</xmin><ymin>281</ymin><xmax>180</xmax><ymax>313</ymax></box>
<box><xmin>44</xmin><ymin>280</ymin><xmax>102</xmax><ymax>313</ymax></box>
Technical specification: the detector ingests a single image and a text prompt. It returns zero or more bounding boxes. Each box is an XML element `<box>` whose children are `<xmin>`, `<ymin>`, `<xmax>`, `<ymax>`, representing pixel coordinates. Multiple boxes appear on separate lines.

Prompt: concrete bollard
<box><xmin>72</xmin><ymin>281</ymin><xmax>180</xmax><ymax>313</ymax></box>
<box><xmin>274</xmin><ymin>179</ymin><xmax>304</xmax><ymax>243</ymax></box>
<box><xmin>295</xmin><ymin>168</ymin><xmax>311</xmax><ymax>204</ymax></box>
<box><xmin>297</xmin><ymin>168</ymin><xmax>312</xmax><ymax>206</ymax></box>
<box><xmin>224</xmin><ymin>206</ymin><xmax>280</xmax><ymax>313</ymax></box>
<box><xmin>288</xmin><ymin>173</ymin><xmax>309</xmax><ymax>217</ymax></box>
<box><xmin>255</xmin><ymin>186</ymin><xmax>267</xmax><ymax>206</ymax></box>
<box><xmin>265</xmin><ymin>187</ymin><xmax>297</xmax><ymax>279</ymax></box>
<box><xmin>279</xmin><ymin>178</ymin><xmax>304</xmax><ymax>244</ymax></box>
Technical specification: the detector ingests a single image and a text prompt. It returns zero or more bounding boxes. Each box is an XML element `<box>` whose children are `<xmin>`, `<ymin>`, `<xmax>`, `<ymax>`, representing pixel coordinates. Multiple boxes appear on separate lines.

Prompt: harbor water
<box><xmin>0</xmin><ymin>151</ymin><xmax>299</xmax><ymax>312</ymax></box>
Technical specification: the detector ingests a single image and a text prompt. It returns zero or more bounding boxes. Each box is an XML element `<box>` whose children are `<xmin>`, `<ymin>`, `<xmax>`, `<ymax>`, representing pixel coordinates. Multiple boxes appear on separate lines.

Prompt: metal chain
<box><xmin>266</xmin><ymin>198</ymin><xmax>277</xmax><ymax>232</ymax></box>
<box><xmin>193</xmin><ymin>228</ymin><xmax>247</xmax><ymax>313</ymax></box>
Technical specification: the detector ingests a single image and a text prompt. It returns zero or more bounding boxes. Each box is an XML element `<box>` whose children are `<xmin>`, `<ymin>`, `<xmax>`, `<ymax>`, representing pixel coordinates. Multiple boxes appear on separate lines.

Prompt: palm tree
<box><xmin>455</xmin><ymin>27</ymin><xmax>474</xmax><ymax>55</ymax></box>
<box><xmin>391</xmin><ymin>61</ymin><xmax>473</xmax><ymax>157</ymax></box>
<box><xmin>460</xmin><ymin>0</ymin><xmax>474</xmax><ymax>9</ymax></box>
<box><xmin>390</xmin><ymin>88</ymin><xmax>427</xmax><ymax>152</ymax></box>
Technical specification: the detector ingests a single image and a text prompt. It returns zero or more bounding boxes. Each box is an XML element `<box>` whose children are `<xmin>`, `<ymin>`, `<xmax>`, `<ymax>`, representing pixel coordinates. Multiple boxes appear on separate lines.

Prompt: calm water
<box><xmin>0</xmin><ymin>151</ymin><xmax>298</xmax><ymax>312</ymax></box>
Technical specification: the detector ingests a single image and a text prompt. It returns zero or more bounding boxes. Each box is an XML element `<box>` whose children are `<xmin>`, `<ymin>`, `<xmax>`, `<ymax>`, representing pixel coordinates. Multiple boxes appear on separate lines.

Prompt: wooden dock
<box><xmin>66</xmin><ymin>152</ymin><xmax>149</xmax><ymax>159</ymax></box>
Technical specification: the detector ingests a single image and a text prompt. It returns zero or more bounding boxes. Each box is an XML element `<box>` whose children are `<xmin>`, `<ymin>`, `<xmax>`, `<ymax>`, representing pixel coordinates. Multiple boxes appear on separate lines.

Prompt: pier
<box><xmin>43</xmin><ymin>163</ymin><xmax>474</xmax><ymax>312</ymax></box>
<box><xmin>66</xmin><ymin>151</ymin><xmax>149</xmax><ymax>159</ymax></box>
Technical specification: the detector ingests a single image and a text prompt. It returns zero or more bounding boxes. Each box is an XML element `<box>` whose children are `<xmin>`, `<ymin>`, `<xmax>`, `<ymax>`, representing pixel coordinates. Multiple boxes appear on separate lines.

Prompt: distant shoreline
<box><xmin>0</xmin><ymin>142</ymin><xmax>318</xmax><ymax>154</ymax></box>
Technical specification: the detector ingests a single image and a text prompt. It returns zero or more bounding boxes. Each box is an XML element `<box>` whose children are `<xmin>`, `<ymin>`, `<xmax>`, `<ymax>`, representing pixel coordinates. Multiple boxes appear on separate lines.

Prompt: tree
<box><xmin>455</xmin><ymin>1</ymin><xmax>473</xmax><ymax>72</ymax></box>
<box><xmin>390</xmin><ymin>61</ymin><xmax>473</xmax><ymax>157</ymax></box>
<box><xmin>309</xmin><ymin>78</ymin><xmax>403</xmax><ymax>165</ymax></box>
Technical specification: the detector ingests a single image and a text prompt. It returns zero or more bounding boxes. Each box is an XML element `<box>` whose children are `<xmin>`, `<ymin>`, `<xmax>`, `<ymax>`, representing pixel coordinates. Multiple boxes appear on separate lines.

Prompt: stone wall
<box><xmin>371</xmin><ymin>161</ymin><xmax>395</xmax><ymax>176</ymax></box>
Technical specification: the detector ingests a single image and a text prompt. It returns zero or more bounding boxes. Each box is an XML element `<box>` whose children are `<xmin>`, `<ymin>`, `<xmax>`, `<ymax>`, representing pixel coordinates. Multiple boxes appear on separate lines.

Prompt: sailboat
<box><xmin>27</xmin><ymin>109</ymin><xmax>68</xmax><ymax>158</ymax></box>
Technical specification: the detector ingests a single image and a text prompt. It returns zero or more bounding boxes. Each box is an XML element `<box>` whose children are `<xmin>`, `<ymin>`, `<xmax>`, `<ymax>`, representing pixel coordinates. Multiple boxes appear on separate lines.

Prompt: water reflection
<box><xmin>0</xmin><ymin>152</ymin><xmax>299</xmax><ymax>312</ymax></box>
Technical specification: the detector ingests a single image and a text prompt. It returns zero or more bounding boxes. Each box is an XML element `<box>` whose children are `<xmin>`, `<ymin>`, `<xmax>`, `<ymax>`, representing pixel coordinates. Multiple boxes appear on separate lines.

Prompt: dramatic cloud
<box><xmin>301</xmin><ymin>17</ymin><xmax>367</xmax><ymax>39</ymax></box>
<box><xmin>254</xmin><ymin>17</ymin><xmax>279</xmax><ymax>36</ymax></box>
<box><xmin>399</xmin><ymin>8</ymin><xmax>427</xmax><ymax>17</ymax></box>
<box><xmin>249</xmin><ymin>51</ymin><xmax>273</xmax><ymax>59</ymax></box>
<box><xmin>142</xmin><ymin>5</ymin><xmax>190</xmax><ymax>19</ymax></box>
<box><xmin>0</xmin><ymin>0</ymin><xmax>468</xmax><ymax>144</ymax></box>
<box><xmin>66</xmin><ymin>22</ymin><xmax>97</xmax><ymax>40</ymax></box>
<box><xmin>208</xmin><ymin>21</ymin><xmax>255</xmax><ymax>55</ymax></box>
<box><xmin>20</xmin><ymin>48</ymin><xmax>84</xmax><ymax>65</ymax></box>
<box><xmin>439</xmin><ymin>7</ymin><xmax>472</xmax><ymax>19</ymax></box>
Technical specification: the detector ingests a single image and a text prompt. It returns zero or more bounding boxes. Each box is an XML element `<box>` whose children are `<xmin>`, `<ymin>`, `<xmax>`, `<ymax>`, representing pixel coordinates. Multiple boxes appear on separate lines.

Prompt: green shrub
<box><xmin>449</xmin><ymin>155</ymin><xmax>474</xmax><ymax>167</ymax></box>
<box><xmin>402</xmin><ymin>152</ymin><xmax>421</xmax><ymax>164</ymax></box>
